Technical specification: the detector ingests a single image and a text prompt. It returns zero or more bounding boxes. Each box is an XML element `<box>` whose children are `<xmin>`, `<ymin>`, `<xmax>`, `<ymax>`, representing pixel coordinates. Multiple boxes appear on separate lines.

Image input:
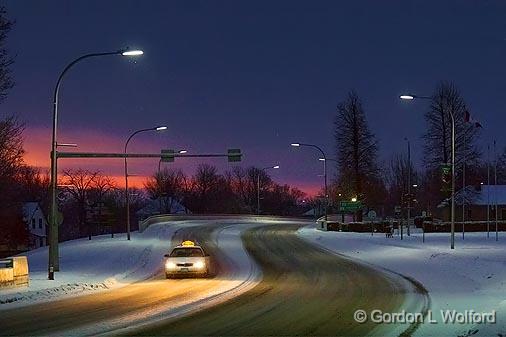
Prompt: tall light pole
<box><xmin>404</xmin><ymin>137</ymin><xmax>411</xmax><ymax>236</ymax></box>
<box><xmin>400</xmin><ymin>94</ymin><xmax>456</xmax><ymax>249</ymax></box>
<box><xmin>48</xmin><ymin>48</ymin><xmax>143</xmax><ymax>278</ymax></box>
<box><xmin>292</xmin><ymin>143</ymin><xmax>328</xmax><ymax>221</ymax></box>
<box><xmin>257</xmin><ymin>165</ymin><xmax>280</xmax><ymax>214</ymax></box>
<box><xmin>124</xmin><ymin>126</ymin><xmax>167</xmax><ymax>240</ymax></box>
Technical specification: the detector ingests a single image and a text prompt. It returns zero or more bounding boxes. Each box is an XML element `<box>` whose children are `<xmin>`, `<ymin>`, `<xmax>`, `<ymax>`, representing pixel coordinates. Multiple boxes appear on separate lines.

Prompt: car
<box><xmin>164</xmin><ymin>240</ymin><xmax>211</xmax><ymax>278</ymax></box>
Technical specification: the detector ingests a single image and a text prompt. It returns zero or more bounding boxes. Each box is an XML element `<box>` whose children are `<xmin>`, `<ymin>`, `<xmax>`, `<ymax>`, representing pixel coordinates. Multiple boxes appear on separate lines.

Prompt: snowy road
<box><xmin>0</xmin><ymin>220</ymin><xmax>262</xmax><ymax>336</ymax></box>
<box><xmin>132</xmin><ymin>222</ymin><xmax>426</xmax><ymax>336</ymax></box>
<box><xmin>0</xmin><ymin>219</ymin><xmax>430</xmax><ymax>336</ymax></box>
<box><xmin>298</xmin><ymin>226</ymin><xmax>506</xmax><ymax>337</ymax></box>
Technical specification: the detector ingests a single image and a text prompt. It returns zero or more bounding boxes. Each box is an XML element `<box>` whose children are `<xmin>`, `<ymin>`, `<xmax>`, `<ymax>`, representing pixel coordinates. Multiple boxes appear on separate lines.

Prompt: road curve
<box><xmin>0</xmin><ymin>222</ymin><xmax>258</xmax><ymax>336</ymax></box>
<box><xmin>132</xmin><ymin>223</ymin><xmax>426</xmax><ymax>336</ymax></box>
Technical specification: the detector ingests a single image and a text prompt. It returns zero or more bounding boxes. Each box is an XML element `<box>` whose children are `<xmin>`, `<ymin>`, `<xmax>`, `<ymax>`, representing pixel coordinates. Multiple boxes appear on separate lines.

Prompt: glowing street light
<box><xmin>124</xmin><ymin>126</ymin><xmax>167</xmax><ymax>240</ymax></box>
<box><xmin>400</xmin><ymin>92</ymin><xmax>457</xmax><ymax>249</ymax></box>
<box><xmin>399</xmin><ymin>95</ymin><xmax>415</xmax><ymax>100</ymax></box>
<box><xmin>291</xmin><ymin>142</ymin><xmax>328</xmax><ymax>221</ymax></box>
<box><xmin>121</xmin><ymin>49</ymin><xmax>144</xmax><ymax>56</ymax></box>
<box><xmin>257</xmin><ymin>165</ymin><xmax>280</xmax><ymax>214</ymax></box>
<box><xmin>48</xmin><ymin>47</ymin><xmax>144</xmax><ymax>279</ymax></box>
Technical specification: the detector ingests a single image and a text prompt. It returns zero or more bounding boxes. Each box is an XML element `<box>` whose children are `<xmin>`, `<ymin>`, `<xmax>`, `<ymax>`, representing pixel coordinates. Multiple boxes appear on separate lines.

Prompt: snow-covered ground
<box><xmin>0</xmin><ymin>221</ymin><xmax>199</xmax><ymax>308</ymax></box>
<box><xmin>298</xmin><ymin>226</ymin><xmax>506</xmax><ymax>337</ymax></box>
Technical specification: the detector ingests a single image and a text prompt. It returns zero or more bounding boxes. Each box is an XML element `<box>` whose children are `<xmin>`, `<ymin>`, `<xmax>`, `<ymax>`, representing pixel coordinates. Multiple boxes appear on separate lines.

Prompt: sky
<box><xmin>2</xmin><ymin>0</ymin><xmax>506</xmax><ymax>195</ymax></box>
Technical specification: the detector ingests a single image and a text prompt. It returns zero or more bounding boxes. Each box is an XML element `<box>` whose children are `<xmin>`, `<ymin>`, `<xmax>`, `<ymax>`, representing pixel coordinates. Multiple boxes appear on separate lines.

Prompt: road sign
<box><xmin>441</xmin><ymin>163</ymin><xmax>452</xmax><ymax>193</ymax></box>
<box><xmin>339</xmin><ymin>201</ymin><xmax>362</xmax><ymax>212</ymax></box>
<box><xmin>228</xmin><ymin>149</ymin><xmax>242</xmax><ymax>162</ymax></box>
<box><xmin>161</xmin><ymin>149</ymin><xmax>175</xmax><ymax>162</ymax></box>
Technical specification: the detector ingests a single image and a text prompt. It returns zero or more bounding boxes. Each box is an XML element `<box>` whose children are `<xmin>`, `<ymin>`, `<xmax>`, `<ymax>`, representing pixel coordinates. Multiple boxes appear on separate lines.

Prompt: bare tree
<box><xmin>144</xmin><ymin>168</ymin><xmax>186</xmax><ymax>213</ymax></box>
<box><xmin>423</xmin><ymin>81</ymin><xmax>480</xmax><ymax>170</ymax></box>
<box><xmin>386</xmin><ymin>153</ymin><xmax>418</xmax><ymax>213</ymax></box>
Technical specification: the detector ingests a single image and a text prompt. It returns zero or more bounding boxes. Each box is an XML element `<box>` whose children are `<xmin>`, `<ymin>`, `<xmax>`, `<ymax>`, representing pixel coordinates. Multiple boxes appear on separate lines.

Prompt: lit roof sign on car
<box><xmin>181</xmin><ymin>240</ymin><xmax>195</xmax><ymax>247</ymax></box>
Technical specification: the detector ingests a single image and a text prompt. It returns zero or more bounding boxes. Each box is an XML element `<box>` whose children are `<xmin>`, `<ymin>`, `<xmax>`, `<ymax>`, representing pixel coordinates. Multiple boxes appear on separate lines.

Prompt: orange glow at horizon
<box><xmin>23</xmin><ymin>125</ymin><xmax>321</xmax><ymax>197</ymax></box>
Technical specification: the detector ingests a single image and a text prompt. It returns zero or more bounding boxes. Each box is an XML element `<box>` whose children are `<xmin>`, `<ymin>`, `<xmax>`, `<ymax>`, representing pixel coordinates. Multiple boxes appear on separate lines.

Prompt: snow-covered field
<box><xmin>298</xmin><ymin>226</ymin><xmax>506</xmax><ymax>337</ymax></box>
<box><xmin>0</xmin><ymin>221</ymin><xmax>199</xmax><ymax>308</ymax></box>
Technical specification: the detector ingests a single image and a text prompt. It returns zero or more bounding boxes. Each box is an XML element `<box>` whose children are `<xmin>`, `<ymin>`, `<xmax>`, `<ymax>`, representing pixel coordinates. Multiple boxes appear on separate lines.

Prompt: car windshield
<box><xmin>169</xmin><ymin>247</ymin><xmax>204</xmax><ymax>257</ymax></box>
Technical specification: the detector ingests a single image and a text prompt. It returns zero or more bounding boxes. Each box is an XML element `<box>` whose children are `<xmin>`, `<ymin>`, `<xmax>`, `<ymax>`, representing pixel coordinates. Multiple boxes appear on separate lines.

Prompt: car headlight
<box><xmin>165</xmin><ymin>261</ymin><xmax>176</xmax><ymax>269</ymax></box>
<box><xmin>194</xmin><ymin>260</ymin><xmax>205</xmax><ymax>269</ymax></box>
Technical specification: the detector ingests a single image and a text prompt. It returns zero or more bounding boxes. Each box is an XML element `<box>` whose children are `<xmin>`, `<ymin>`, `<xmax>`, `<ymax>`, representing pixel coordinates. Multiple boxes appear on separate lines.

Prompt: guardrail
<box><xmin>0</xmin><ymin>256</ymin><xmax>29</xmax><ymax>288</ymax></box>
<box><xmin>139</xmin><ymin>214</ymin><xmax>314</xmax><ymax>233</ymax></box>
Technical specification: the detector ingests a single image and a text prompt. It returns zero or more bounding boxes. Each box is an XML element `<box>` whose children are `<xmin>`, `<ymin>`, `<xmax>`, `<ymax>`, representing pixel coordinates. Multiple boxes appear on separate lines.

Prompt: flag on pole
<box><xmin>464</xmin><ymin>110</ymin><xmax>482</xmax><ymax>128</ymax></box>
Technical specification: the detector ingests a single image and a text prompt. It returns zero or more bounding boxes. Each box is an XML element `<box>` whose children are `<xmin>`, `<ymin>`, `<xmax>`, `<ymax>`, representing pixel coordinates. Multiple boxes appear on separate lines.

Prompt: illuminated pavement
<box><xmin>131</xmin><ymin>223</ymin><xmax>428</xmax><ymax>337</ymax></box>
<box><xmin>0</xmin><ymin>220</ymin><xmax>427</xmax><ymax>336</ymax></box>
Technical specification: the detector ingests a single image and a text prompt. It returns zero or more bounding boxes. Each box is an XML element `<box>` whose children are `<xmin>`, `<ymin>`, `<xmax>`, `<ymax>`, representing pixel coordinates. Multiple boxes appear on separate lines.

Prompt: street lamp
<box><xmin>291</xmin><ymin>142</ymin><xmax>328</xmax><ymax>221</ymax></box>
<box><xmin>257</xmin><ymin>165</ymin><xmax>280</xmax><ymax>214</ymax></box>
<box><xmin>48</xmin><ymin>48</ymin><xmax>143</xmax><ymax>278</ymax></box>
<box><xmin>400</xmin><ymin>93</ymin><xmax>456</xmax><ymax>249</ymax></box>
<box><xmin>124</xmin><ymin>126</ymin><xmax>167</xmax><ymax>241</ymax></box>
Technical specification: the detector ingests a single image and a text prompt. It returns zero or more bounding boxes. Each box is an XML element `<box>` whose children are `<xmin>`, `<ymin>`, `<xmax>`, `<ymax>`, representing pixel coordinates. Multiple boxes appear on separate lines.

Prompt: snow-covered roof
<box><xmin>453</xmin><ymin>185</ymin><xmax>506</xmax><ymax>206</ymax></box>
<box><xmin>22</xmin><ymin>202</ymin><xmax>42</xmax><ymax>219</ymax></box>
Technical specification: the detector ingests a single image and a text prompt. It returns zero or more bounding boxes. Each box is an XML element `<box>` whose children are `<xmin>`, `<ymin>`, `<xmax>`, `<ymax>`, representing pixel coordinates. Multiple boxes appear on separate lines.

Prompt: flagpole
<box><xmin>494</xmin><ymin>140</ymin><xmax>498</xmax><ymax>241</ymax></box>
<box><xmin>487</xmin><ymin>144</ymin><xmax>490</xmax><ymax>238</ymax></box>
<box><xmin>462</xmin><ymin>132</ymin><xmax>466</xmax><ymax>240</ymax></box>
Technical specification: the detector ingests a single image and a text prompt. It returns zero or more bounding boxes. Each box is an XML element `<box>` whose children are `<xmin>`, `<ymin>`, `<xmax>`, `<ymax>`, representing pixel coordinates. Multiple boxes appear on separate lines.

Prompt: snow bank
<box><xmin>0</xmin><ymin>222</ymin><xmax>192</xmax><ymax>309</ymax></box>
<box><xmin>298</xmin><ymin>227</ymin><xmax>506</xmax><ymax>337</ymax></box>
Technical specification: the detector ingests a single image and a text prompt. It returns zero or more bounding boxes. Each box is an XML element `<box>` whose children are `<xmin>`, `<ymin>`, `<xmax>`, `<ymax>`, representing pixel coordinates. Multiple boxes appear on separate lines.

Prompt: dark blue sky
<box><xmin>3</xmin><ymin>1</ymin><xmax>506</xmax><ymax>193</ymax></box>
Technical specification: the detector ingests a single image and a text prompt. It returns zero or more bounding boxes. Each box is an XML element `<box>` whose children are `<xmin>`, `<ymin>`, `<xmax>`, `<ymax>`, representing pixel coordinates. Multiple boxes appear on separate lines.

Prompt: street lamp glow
<box><xmin>122</xmin><ymin>50</ymin><xmax>144</xmax><ymax>56</ymax></box>
<box><xmin>291</xmin><ymin>143</ymin><xmax>300</xmax><ymax>147</ymax></box>
<box><xmin>400</xmin><ymin>95</ymin><xmax>415</xmax><ymax>100</ymax></box>
<box><xmin>351</xmin><ymin>197</ymin><xmax>357</xmax><ymax>202</ymax></box>
<box><xmin>412</xmin><ymin>184</ymin><xmax>418</xmax><ymax>188</ymax></box>
<box><xmin>273</xmin><ymin>165</ymin><xmax>280</xmax><ymax>169</ymax></box>
<box><xmin>155</xmin><ymin>126</ymin><xmax>168</xmax><ymax>131</ymax></box>
<box><xmin>178</xmin><ymin>150</ymin><xmax>187</xmax><ymax>154</ymax></box>
<box><xmin>319</xmin><ymin>158</ymin><xmax>325</xmax><ymax>161</ymax></box>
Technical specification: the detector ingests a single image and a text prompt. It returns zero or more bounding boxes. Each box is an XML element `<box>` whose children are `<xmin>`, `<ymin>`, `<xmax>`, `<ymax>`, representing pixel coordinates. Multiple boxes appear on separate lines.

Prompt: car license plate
<box><xmin>180</xmin><ymin>267</ymin><xmax>189</xmax><ymax>272</ymax></box>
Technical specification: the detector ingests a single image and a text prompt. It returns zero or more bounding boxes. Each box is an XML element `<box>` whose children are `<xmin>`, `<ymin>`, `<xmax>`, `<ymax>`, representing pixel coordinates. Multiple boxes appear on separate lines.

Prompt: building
<box><xmin>439</xmin><ymin>185</ymin><xmax>506</xmax><ymax>222</ymax></box>
<box><xmin>22</xmin><ymin>202</ymin><xmax>48</xmax><ymax>249</ymax></box>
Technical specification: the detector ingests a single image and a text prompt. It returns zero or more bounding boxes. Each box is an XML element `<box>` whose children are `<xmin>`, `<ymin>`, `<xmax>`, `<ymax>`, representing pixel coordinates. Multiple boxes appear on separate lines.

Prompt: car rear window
<box><xmin>169</xmin><ymin>247</ymin><xmax>204</xmax><ymax>257</ymax></box>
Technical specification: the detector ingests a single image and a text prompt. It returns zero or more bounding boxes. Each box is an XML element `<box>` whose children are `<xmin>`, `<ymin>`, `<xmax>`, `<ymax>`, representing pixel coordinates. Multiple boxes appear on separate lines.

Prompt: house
<box><xmin>439</xmin><ymin>185</ymin><xmax>506</xmax><ymax>222</ymax></box>
<box><xmin>136</xmin><ymin>197</ymin><xmax>190</xmax><ymax>221</ymax></box>
<box><xmin>22</xmin><ymin>202</ymin><xmax>48</xmax><ymax>249</ymax></box>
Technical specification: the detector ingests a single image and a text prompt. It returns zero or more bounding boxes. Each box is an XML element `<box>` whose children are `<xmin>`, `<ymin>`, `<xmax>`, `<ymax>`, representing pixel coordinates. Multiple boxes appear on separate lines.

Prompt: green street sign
<box><xmin>228</xmin><ymin>148</ymin><xmax>242</xmax><ymax>162</ymax></box>
<box><xmin>440</xmin><ymin>163</ymin><xmax>452</xmax><ymax>193</ymax></box>
<box><xmin>339</xmin><ymin>201</ymin><xmax>362</xmax><ymax>212</ymax></box>
<box><xmin>161</xmin><ymin>149</ymin><xmax>175</xmax><ymax>162</ymax></box>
